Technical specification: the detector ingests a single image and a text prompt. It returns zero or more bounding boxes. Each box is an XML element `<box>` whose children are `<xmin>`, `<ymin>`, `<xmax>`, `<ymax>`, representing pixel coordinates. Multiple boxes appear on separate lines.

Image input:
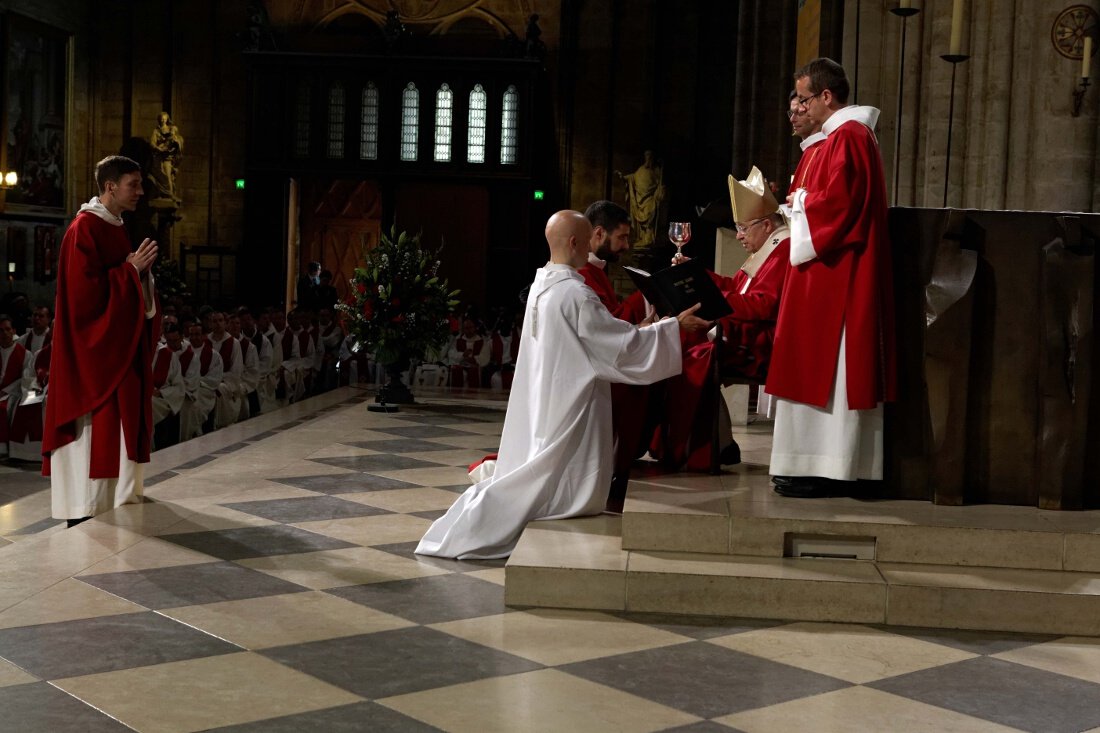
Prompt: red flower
<box><xmin>362</xmin><ymin>301</ymin><xmax>374</xmax><ymax>319</ymax></box>
<box><xmin>356</xmin><ymin>282</ymin><xmax>367</xmax><ymax>295</ymax></box>
<box><xmin>391</xmin><ymin>314</ymin><xmax>406</xmax><ymax>324</ymax></box>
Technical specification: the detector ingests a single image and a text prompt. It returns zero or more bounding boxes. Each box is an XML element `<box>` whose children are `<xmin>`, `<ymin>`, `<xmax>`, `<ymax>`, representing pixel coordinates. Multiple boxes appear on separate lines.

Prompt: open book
<box><xmin>623</xmin><ymin>258</ymin><xmax>733</xmax><ymax>321</ymax></box>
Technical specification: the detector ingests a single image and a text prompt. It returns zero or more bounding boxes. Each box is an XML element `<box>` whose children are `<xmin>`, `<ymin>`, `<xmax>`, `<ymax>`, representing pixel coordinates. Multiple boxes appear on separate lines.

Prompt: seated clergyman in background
<box><xmin>651</xmin><ymin>167</ymin><xmax>791</xmax><ymax>470</ymax></box>
<box><xmin>416</xmin><ymin>210</ymin><xmax>710</xmax><ymax>560</ymax></box>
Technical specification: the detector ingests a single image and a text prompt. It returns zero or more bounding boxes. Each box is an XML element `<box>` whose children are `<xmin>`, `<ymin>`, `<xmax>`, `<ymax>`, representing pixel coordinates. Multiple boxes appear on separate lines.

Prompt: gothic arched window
<box><xmin>326</xmin><ymin>82</ymin><xmax>345</xmax><ymax>158</ymax></box>
<box><xmin>293</xmin><ymin>82</ymin><xmax>311</xmax><ymax>158</ymax></box>
<box><xmin>434</xmin><ymin>83</ymin><xmax>454</xmax><ymax>162</ymax></box>
<box><xmin>360</xmin><ymin>82</ymin><xmax>379</xmax><ymax>160</ymax></box>
<box><xmin>400</xmin><ymin>82</ymin><xmax>419</xmax><ymax>162</ymax></box>
<box><xmin>500</xmin><ymin>85</ymin><xmax>519</xmax><ymax>165</ymax></box>
<box><xmin>467</xmin><ymin>84</ymin><xmax>487</xmax><ymax>163</ymax></box>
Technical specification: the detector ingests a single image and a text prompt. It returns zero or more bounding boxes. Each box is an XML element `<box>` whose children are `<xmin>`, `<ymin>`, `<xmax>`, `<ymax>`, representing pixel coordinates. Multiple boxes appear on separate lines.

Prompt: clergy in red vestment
<box><xmin>768</xmin><ymin>58</ymin><xmax>897</xmax><ymax>498</ymax></box>
<box><xmin>653</xmin><ymin>167</ymin><xmax>791</xmax><ymax>471</ymax></box>
<box><xmin>0</xmin><ymin>317</ymin><xmax>29</xmax><ymax>459</ymax></box>
<box><xmin>8</xmin><ymin>336</ymin><xmax>50</xmax><ymax>462</ymax></box>
<box><xmin>43</xmin><ymin>156</ymin><xmax>160</xmax><ymax>525</ymax></box>
<box><xmin>582</xmin><ymin>201</ymin><xmax>678</xmax><ymax>513</ymax></box>
<box><xmin>447</xmin><ymin>317</ymin><xmax>489</xmax><ymax>388</ymax></box>
<box><xmin>16</xmin><ymin>306</ymin><xmax>52</xmax><ymax>353</ymax></box>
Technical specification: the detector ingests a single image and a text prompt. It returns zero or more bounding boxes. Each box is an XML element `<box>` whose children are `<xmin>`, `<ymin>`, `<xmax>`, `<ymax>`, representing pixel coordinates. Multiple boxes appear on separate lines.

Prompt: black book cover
<box><xmin>622</xmin><ymin>259</ymin><xmax>733</xmax><ymax>321</ymax></box>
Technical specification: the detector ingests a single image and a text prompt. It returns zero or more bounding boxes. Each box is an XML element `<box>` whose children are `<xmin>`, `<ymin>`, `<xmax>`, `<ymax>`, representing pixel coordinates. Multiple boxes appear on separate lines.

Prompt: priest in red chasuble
<box><xmin>768</xmin><ymin>58</ymin><xmax>897</xmax><ymax>498</ymax></box>
<box><xmin>653</xmin><ymin>167</ymin><xmax>791</xmax><ymax>471</ymax></box>
<box><xmin>43</xmin><ymin>156</ymin><xmax>160</xmax><ymax>526</ymax></box>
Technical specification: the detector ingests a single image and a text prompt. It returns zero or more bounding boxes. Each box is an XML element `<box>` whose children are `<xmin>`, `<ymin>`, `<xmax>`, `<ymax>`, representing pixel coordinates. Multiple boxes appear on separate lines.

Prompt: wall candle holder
<box><xmin>940</xmin><ymin>52</ymin><xmax>970</xmax><ymax>208</ymax></box>
<box><xmin>889</xmin><ymin>3</ymin><xmax>920</xmax><ymax>206</ymax></box>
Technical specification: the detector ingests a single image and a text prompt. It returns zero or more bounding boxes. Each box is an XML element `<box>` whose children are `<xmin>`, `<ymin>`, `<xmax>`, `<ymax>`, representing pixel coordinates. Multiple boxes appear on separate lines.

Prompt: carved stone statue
<box><xmin>616</xmin><ymin>150</ymin><xmax>665</xmax><ymax>249</ymax></box>
<box><xmin>149</xmin><ymin>111</ymin><xmax>184</xmax><ymax>203</ymax></box>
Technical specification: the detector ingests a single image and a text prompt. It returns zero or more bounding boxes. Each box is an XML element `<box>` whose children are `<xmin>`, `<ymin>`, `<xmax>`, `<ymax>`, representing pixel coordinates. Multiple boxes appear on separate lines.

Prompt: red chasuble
<box><xmin>579</xmin><ymin>262</ymin><xmax>647</xmax><ymax>324</ymax></box>
<box><xmin>767</xmin><ymin>120</ymin><xmax>897</xmax><ymax>409</ymax></box>
<box><xmin>42</xmin><ymin>212</ymin><xmax>160</xmax><ymax>478</ymax></box>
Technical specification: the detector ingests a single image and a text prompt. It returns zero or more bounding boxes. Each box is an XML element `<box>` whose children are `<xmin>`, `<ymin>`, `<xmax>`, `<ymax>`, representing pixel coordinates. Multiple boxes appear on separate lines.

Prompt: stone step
<box><xmin>620</xmin><ymin>476</ymin><xmax>1100</xmax><ymax>572</ymax></box>
<box><xmin>505</xmin><ymin>516</ymin><xmax>1100</xmax><ymax>636</ymax></box>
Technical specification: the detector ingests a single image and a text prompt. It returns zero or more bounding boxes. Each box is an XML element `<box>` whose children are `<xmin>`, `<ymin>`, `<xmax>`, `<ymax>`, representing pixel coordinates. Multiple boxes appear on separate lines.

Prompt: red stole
<box><xmin>490</xmin><ymin>333</ymin><xmax>504</xmax><ymax>363</ymax></box>
<box><xmin>457</xmin><ymin>336</ymin><xmax>483</xmax><ymax>356</ymax></box>
<box><xmin>238</xmin><ymin>336</ymin><xmax>253</xmax><ymax>360</ymax></box>
<box><xmin>1</xmin><ymin>343</ymin><xmax>26</xmax><ymax>389</ymax></box>
<box><xmin>297</xmin><ymin>328</ymin><xmax>312</xmax><ymax>355</ymax></box>
<box><xmin>35</xmin><ymin>343</ymin><xmax>51</xmax><ymax>387</ymax></box>
<box><xmin>179</xmin><ymin>342</ymin><xmax>213</xmax><ymax>375</ymax></box>
<box><xmin>152</xmin><ymin>347</ymin><xmax>173</xmax><ymax>388</ymax></box>
<box><xmin>279</xmin><ymin>329</ymin><xmax>293</xmax><ymax>360</ymax></box>
<box><xmin>216</xmin><ymin>335</ymin><xmax>235</xmax><ymax>370</ymax></box>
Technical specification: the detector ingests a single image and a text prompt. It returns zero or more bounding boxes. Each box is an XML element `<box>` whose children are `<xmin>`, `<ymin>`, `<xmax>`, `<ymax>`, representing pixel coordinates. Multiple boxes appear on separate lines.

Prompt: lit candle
<box><xmin>949</xmin><ymin>0</ymin><xmax>964</xmax><ymax>56</ymax></box>
<box><xmin>1083</xmin><ymin>36</ymin><xmax>1093</xmax><ymax>80</ymax></box>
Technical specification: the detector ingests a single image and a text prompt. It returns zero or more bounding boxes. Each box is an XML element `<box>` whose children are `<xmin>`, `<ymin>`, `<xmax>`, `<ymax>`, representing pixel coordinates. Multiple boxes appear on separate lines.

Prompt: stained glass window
<box><xmin>434</xmin><ymin>83</ymin><xmax>453</xmax><ymax>162</ymax></box>
<box><xmin>293</xmin><ymin>82</ymin><xmax>310</xmax><ymax>158</ymax></box>
<box><xmin>360</xmin><ymin>82</ymin><xmax>379</xmax><ymax>160</ymax></box>
<box><xmin>400</xmin><ymin>82</ymin><xmax>419</xmax><ymax>162</ymax></box>
<box><xmin>467</xmin><ymin>83</ymin><xmax>487</xmax><ymax>163</ymax></box>
<box><xmin>326</xmin><ymin>82</ymin><xmax>345</xmax><ymax>158</ymax></box>
<box><xmin>500</xmin><ymin>85</ymin><xmax>519</xmax><ymax>164</ymax></box>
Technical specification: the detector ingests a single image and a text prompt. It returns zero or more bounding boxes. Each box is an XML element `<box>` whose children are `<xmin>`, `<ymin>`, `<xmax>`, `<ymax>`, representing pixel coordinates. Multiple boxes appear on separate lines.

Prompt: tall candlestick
<box><xmin>899</xmin><ymin>0</ymin><xmax>911</xmax><ymax>7</ymax></box>
<box><xmin>1083</xmin><ymin>36</ymin><xmax>1092</xmax><ymax>80</ymax></box>
<box><xmin>949</xmin><ymin>0</ymin><xmax>964</xmax><ymax>56</ymax></box>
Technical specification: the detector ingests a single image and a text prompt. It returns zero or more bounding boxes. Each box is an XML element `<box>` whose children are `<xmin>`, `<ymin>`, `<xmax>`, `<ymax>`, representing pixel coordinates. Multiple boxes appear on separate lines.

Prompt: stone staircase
<box><xmin>504</xmin><ymin>469</ymin><xmax>1100</xmax><ymax>636</ymax></box>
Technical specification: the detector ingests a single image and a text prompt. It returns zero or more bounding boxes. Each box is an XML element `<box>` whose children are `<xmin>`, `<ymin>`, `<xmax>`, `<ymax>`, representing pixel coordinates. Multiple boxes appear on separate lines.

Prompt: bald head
<box><xmin>545</xmin><ymin>210</ymin><xmax>592</xmax><ymax>269</ymax></box>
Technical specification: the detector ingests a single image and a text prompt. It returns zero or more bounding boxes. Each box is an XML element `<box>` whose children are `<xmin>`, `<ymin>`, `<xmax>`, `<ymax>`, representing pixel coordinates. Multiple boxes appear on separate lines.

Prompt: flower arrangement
<box><xmin>337</xmin><ymin>225</ymin><xmax>459</xmax><ymax>366</ymax></box>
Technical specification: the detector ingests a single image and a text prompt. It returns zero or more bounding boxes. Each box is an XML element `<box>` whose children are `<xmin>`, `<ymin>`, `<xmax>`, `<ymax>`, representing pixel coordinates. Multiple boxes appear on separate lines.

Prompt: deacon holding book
<box><xmin>416</xmin><ymin>210</ymin><xmax>707</xmax><ymax>559</ymax></box>
<box><xmin>653</xmin><ymin>167</ymin><xmax>791</xmax><ymax>470</ymax></box>
<box><xmin>768</xmin><ymin>58</ymin><xmax>896</xmax><ymax>497</ymax></box>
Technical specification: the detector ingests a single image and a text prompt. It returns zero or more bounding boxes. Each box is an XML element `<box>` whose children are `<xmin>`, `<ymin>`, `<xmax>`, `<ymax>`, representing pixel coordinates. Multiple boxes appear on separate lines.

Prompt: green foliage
<box><xmin>336</xmin><ymin>225</ymin><xmax>459</xmax><ymax>365</ymax></box>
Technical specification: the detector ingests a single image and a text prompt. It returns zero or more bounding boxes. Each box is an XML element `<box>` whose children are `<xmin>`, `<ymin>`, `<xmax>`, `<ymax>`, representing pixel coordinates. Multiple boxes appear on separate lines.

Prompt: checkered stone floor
<box><xmin>1</xmin><ymin>392</ymin><xmax>1100</xmax><ymax>732</ymax></box>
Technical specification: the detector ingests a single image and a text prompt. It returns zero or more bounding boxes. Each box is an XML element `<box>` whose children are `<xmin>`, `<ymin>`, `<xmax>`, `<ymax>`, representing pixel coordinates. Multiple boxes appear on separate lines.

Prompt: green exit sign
<box><xmin>533</xmin><ymin>190</ymin><xmax>544</xmax><ymax>200</ymax></box>
<box><xmin>234</xmin><ymin>179</ymin><xmax>246</xmax><ymax>190</ymax></box>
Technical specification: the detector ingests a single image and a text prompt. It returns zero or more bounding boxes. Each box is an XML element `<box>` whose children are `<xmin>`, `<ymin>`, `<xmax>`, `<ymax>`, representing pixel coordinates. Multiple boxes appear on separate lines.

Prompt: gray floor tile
<box><xmin>374</xmin><ymin>541</ymin><xmax>505</xmax><ymax>573</ymax></box>
<box><xmin>222</xmin><ymin>496</ymin><xmax>391</xmax><ymax>523</ymax></box>
<box><xmin>246</xmin><ymin>430</ymin><xmax>280</xmax><ymax>442</ymax></box>
<box><xmin>0</xmin><ymin>682</ymin><xmax>132</xmax><ymax>732</ymax></box>
<box><xmin>341</xmin><ymin>439</ymin><xmax>457</xmax><ymax>453</ymax></box>
<box><xmin>270</xmin><ymin>473</ymin><xmax>421</xmax><ymax>494</ymax></box>
<box><xmin>310</xmin><ymin>454</ymin><xmax>445</xmax><ymax>472</ymax></box>
<box><xmin>160</xmin><ymin>525</ymin><xmax>358</xmax><ymax>560</ymax></box>
<box><xmin>176</xmin><ymin>454</ymin><xmax>217</xmax><ymax>470</ymax></box>
<box><xmin>410</xmin><ymin>509</ymin><xmax>448</xmax><ymax>521</ymax></box>
<box><xmin>0</xmin><ymin>612</ymin><xmax>238</xmax><ymax>679</ymax></box>
<box><xmin>262</xmin><ymin>626</ymin><xmax>541</xmax><ymax>699</ymax></box>
<box><xmin>870</xmin><ymin>657</ymin><xmax>1100</xmax><ymax>733</ymax></box>
<box><xmin>143</xmin><ymin>470</ymin><xmax>179</xmax><ymax>486</ymax></box>
<box><xmin>368</xmin><ymin>425</ymin><xmax>476</xmax><ymax>439</ymax></box>
<box><xmin>202</xmin><ymin>701</ymin><xmax>442</xmax><ymax>732</ymax></box>
<box><xmin>328</xmin><ymin>573</ymin><xmax>505</xmax><ymax>624</ymax></box>
<box><xmin>389</xmin><ymin>414</ymin><xmax>489</xmax><ymax>426</ymax></box>
<box><xmin>8</xmin><ymin>516</ymin><xmax>65</xmax><ymax>536</ymax></box>
<box><xmin>79</xmin><ymin>561</ymin><xmax>310</xmax><ymax>609</ymax></box>
<box><xmin>437</xmin><ymin>483</ymin><xmax>475</xmax><ymax>494</ymax></box>
<box><xmin>876</xmin><ymin>625</ymin><xmax>1060</xmax><ymax>655</ymax></box>
<box><xmin>615</xmin><ymin>613</ymin><xmax>786</xmax><ymax>640</ymax></box>
<box><xmin>559</xmin><ymin>641</ymin><xmax>850</xmax><ymax>719</ymax></box>
<box><xmin>211</xmin><ymin>441</ymin><xmax>251</xmax><ymax>455</ymax></box>
<box><xmin>658</xmin><ymin>723</ymin><xmax>745</xmax><ymax>733</ymax></box>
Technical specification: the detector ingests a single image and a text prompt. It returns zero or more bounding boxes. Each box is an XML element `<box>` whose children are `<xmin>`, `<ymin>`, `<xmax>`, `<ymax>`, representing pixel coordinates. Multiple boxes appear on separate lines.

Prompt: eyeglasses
<box><xmin>795</xmin><ymin>91</ymin><xmax>822</xmax><ymax>109</ymax></box>
<box><xmin>786</xmin><ymin>108</ymin><xmax>804</xmax><ymax>120</ymax></box>
<box><xmin>734</xmin><ymin>217</ymin><xmax>767</xmax><ymax>234</ymax></box>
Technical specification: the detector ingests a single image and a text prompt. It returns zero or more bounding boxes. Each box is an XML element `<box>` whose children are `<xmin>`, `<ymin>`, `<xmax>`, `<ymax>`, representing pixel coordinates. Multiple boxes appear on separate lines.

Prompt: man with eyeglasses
<box><xmin>767</xmin><ymin>57</ymin><xmax>897</xmax><ymax>498</ymax></box>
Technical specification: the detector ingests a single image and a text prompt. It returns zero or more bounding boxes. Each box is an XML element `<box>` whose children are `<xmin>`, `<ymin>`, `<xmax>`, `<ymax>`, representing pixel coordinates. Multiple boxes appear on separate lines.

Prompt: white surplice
<box><xmin>416</xmin><ymin>264</ymin><xmax>683</xmax><ymax>560</ymax></box>
<box><xmin>151</xmin><ymin>345</ymin><xmax>184</xmax><ymax>425</ymax></box>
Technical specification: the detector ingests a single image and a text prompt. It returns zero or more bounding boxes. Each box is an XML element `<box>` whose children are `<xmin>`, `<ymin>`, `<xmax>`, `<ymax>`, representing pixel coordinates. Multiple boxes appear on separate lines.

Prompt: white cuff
<box><xmin>788</xmin><ymin>189</ymin><xmax>818</xmax><ymax>266</ymax></box>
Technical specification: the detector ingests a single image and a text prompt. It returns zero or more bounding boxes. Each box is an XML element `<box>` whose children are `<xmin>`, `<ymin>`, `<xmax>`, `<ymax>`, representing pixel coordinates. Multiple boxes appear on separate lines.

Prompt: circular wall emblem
<box><xmin>1052</xmin><ymin>5</ymin><xmax>1098</xmax><ymax>59</ymax></box>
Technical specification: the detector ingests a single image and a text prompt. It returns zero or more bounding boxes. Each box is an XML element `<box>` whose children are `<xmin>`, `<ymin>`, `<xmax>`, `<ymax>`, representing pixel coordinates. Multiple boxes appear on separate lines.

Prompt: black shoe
<box><xmin>772</xmin><ymin>476</ymin><xmax>832</xmax><ymax>498</ymax></box>
<box><xmin>719</xmin><ymin>441</ymin><xmax>741</xmax><ymax>465</ymax></box>
<box><xmin>605</xmin><ymin>475</ymin><xmax>628</xmax><ymax>514</ymax></box>
<box><xmin>66</xmin><ymin>516</ymin><xmax>92</xmax><ymax>528</ymax></box>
